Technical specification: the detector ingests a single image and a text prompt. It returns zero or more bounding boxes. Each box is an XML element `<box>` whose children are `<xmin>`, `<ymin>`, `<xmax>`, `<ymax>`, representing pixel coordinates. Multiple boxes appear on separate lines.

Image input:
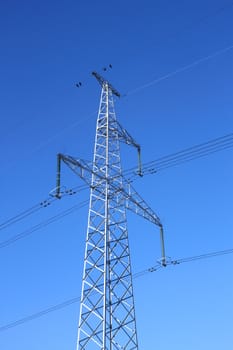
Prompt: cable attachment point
<box><xmin>49</xmin><ymin>186</ymin><xmax>67</xmax><ymax>199</ymax></box>
<box><xmin>65</xmin><ymin>189</ymin><xmax>76</xmax><ymax>196</ymax></box>
<box><xmin>40</xmin><ymin>200</ymin><xmax>51</xmax><ymax>207</ymax></box>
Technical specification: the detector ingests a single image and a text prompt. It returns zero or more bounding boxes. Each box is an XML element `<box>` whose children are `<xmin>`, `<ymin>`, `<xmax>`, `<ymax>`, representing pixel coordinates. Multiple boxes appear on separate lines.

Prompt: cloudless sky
<box><xmin>0</xmin><ymin>0</ymin><xmax>233</xmax><ymax>349</ymax></box>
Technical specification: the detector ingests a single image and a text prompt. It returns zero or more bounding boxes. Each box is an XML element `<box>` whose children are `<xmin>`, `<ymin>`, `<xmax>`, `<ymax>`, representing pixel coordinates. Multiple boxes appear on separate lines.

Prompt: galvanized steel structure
<box><xmin>56</xmin><ymin>72</ymin><xmax>166</xmax><ymax>349</ymax></box>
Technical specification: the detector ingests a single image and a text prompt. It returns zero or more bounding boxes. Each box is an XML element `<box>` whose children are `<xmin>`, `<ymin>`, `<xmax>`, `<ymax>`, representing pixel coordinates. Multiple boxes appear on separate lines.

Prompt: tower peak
<box><xmin>92</xmin><ymin>71</ymin><xmax>121</xmax><ymax>98</ymax></box>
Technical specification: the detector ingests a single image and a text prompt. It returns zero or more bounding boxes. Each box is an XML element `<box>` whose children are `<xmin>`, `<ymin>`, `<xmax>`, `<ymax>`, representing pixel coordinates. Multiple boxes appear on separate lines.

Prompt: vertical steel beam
<box><xmin>77</xmin><ymin>82</ymin><xmax>139</xmax><ymax>350</ymax></box>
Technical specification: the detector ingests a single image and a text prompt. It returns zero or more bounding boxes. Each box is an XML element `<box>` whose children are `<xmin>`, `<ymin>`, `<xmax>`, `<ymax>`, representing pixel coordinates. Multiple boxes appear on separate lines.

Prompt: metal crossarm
<box><xmin>115</xmin><ymin>120</ymin><xmax>140</xmax><ymax>149</ymax></box>
<box><xmin>114</xmin><ymin>121</ymin><xmax>142</xmax><ymax>176</ymax></box>
<box><xmin>58</xmin><ymin>154</ymin><xmax>162</xmax><ymax>227</ymax></box>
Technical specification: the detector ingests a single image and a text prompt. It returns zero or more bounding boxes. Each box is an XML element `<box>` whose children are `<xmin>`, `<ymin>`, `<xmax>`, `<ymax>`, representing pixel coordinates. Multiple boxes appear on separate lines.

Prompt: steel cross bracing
<box><xmin>56</xmin><ymin>75</ymin><xmax>166</xmax><ymax>350</ymax></box>
<box><xmin>58</xmin><ymin>155</ymin><xmax>162</xmax><ymax>227</ymax></box>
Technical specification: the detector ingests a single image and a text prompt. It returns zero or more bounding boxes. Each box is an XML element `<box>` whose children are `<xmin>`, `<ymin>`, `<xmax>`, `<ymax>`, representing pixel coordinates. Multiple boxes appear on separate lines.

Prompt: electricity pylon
<box><xmin>55</xmin><ymin>72</ymin><xmax>166</xmax><ymax>350</ymax></box>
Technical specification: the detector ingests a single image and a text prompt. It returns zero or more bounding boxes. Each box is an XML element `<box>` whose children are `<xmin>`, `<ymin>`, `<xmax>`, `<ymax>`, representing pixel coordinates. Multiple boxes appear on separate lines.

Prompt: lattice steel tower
<box><xmin>55</xmin><ymin>72</ymin><xmax>166</xmax><ymax>350</ymax></box>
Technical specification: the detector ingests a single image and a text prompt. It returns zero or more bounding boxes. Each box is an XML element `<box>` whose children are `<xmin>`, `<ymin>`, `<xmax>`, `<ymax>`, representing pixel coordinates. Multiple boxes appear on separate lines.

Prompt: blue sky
<box><xmin>0</xmin><ymin>0</ymin><xmax>233</xmax><ymax>349</ymax></box>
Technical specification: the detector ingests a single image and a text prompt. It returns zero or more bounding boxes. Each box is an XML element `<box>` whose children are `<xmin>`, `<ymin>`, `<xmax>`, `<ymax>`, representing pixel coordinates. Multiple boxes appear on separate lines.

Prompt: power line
<box><xmin>3</xmin><ymin>3</ymin><xmax>232</xmax><ymax>161</ymax></box>
<box><xmin>1</xmin><ymin>130</ymin><xmax>231</xmax><ymax>249</ymax></box>
<box><xmin>2</xmin><ymin>111</ymin><xmax>98</xmax><ymax>175</ymax></box>
<box><xmin>0</xmin><ymin>184</ymin><xmax>88</xmax><ymax>232</ymax></box>
<box><xmin>0</xmin><ymin>297</ymin><xmax>80</xmax><ymax>333</ymax></box>
<box><xmin>0</xmin><ymin>200</ymin><xmax>89</xmax><ymax>249</ymax></box>
<box><xmin>171</xmin><ymin>248</ymin><xmax>233</xmax><ymax>265</ymax></box>
<box><xmin>1</xmin><ymin>132</ymin><xmax>232</xmax><ymax>234</ymax></box>
<box><xmin>1</xmin><ymin>6</ymin><xmax>232</xmax><ymax>341</ymax></box>
<box><xmin>126</xmin><ymin>43</ymin><xmax>233</xmax><ymax>96</ymax></box>
<box><xmin>0</xmin><ymin>248</ymin><xmax>232</xmax><ymax>333</ymax></box>
<box><xmin>124</xmin><ymin>132</ymin><xmax>233</xmax><ymax>180</ymax></box>
<box><xmin>0</xmin><ymin>200</ymin><xmax>53</xmax><ymax>231</ymax></box>
<box><xmin>135</xmin><ymin>248</ymin><xmax>233</xmax><ymax>278</ymax></box>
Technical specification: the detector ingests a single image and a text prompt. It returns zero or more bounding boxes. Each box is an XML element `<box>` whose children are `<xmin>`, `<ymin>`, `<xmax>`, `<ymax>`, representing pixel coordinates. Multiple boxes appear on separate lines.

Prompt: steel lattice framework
<box><xmin>78</xmin><ymin>80</ymin><xmax>139</xmax><ymax>350</ymax></box>
<box><xmin>55</xmin><ymin>72</ymin><xmax>166</xmax><ymax>350</ymax></box>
